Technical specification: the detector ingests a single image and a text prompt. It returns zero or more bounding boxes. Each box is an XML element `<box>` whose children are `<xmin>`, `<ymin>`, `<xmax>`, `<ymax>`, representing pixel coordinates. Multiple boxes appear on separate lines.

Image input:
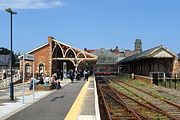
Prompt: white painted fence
<box><xmin>0</xmin><ymin>73</ymin><xmax>20</xmax><ymax>89</ymax></box>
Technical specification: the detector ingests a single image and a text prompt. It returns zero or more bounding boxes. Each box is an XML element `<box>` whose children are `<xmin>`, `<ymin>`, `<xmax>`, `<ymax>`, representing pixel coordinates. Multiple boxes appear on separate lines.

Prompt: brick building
<box><xmin>118</xmin><ymin>45</ymin><xmax>179</xmax><ymax>76</ymax></box>
<box><xmin>19</xmin><ymin>36</ymin><xmax>97</xmax><ymax>79</ymax></box>
<box><xmin>178</xmin><ymin>53</ymin><xmax>180</xmax><ymax>74</ymax></box>
<box><xmin>85</xmin><ymin>39</ymin><xmax>142</xmax><ymax>74</ymax></box>
<box><xmin>91</xmin><ymin>48</ymin><xmax>119</xmax><ymax>73</ymax></box>
<box><xmin>109</xmin><ymin>39</ymin><xmax>142</xmax><ymax>57</ymax></box>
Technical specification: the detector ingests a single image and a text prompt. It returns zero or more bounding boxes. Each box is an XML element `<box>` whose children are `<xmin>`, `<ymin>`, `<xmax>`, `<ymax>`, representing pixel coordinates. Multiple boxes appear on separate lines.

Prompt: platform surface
<box><xmin>4</xmin><ymin>81</ymin><xmax>85</xmax><ymax>120</ymax></box>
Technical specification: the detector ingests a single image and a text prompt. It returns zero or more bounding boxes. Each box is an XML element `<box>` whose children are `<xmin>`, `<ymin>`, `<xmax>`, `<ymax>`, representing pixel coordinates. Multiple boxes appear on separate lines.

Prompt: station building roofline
<box><xmin>118</xmin><ymin>45</ymin><xmax>178</xmax><ymax>64</ymax></box>
<box><xmin>18</xmin><ymin>43</ymin><xmax>48</xmax><ymax>59</ymax></box>
<box><xmin>18</xmin><ymin>36</ymin><xmax>98</xmax><ymax>59</ymax></box>
<box><xmin>52</xmin><ymin>37</ymin><xmax>98</xmax><ymax>58</ymax></box>
<box><xmin>178</xmin><ymin>53</ymin><xmax>180</xmax><ymax>59</ymax></box>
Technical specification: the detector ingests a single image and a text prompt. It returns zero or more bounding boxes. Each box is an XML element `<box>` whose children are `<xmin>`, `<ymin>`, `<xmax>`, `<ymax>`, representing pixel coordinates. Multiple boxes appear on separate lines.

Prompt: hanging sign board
<box><xmin>24</xmin><ymin>54</ymin><xmax>34</xmax><ymax>61</ymax></box>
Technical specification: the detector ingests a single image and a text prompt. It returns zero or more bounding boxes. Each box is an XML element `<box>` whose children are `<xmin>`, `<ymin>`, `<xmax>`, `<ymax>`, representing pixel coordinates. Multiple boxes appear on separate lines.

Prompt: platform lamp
<box><xmin>5</xmin><ymin>8</ymin><xmax>17</xmax><ymax>101</ymax></box>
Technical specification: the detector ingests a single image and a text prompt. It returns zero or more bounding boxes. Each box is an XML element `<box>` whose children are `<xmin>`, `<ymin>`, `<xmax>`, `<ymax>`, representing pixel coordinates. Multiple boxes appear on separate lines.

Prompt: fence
<box><xmin>120</xmin><ymin>72</ymin><xmax>180</xmax><ymax>90</ymax></box>
<box><xmin>150</xmin><ymin>72</ymin><xmax>180</xmax><ymax>90</ymax></box>
<box><xmin>0</xmin><ymin>73</ymin><xmax>20</xmax><ymax>89</ymax></box>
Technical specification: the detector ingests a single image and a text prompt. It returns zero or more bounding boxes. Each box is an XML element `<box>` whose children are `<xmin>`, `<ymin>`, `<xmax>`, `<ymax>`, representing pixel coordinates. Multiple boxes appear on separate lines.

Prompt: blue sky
<box><xmin>0</xmin><ymin>0</ymin><xmax>180</xmax><ymax>54</ymax></box>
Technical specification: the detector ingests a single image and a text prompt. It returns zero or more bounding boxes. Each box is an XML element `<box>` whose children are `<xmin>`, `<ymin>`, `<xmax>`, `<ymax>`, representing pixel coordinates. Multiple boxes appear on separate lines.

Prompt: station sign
<box><xmin>24</xmin><ymin>54</ymin><xmax>34</xmax><ymax>61</ymax></box>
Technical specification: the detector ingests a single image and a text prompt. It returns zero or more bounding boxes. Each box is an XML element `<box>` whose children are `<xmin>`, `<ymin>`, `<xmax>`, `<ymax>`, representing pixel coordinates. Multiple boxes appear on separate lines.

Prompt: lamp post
<box><xmin>5</xmin><ymin>8</ymin><xmax>17</xmax><ymax>101</ymax></box>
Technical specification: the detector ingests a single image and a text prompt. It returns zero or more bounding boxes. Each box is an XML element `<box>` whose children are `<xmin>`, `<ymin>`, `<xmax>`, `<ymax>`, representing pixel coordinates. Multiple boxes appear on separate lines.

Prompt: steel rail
<box><xmin>119</xmin><ymin>78</ymin><xmax>180</xmax><ymax>109</ymax></box>
<box><xmin>97</xmin><ymin>85</ymin><xmax>113</xmax><ymax>120</ymax></box>
<box><xmin>108</xmin><ymin>77</ymin><xmax>180</xmax><ymax>120</ymax></box>
<box><xmin>112</xmin><ymin>85</ymin><xmax>175</xmax><ymax>119</ymax></box>
<box><xmin>100</xmin><ymin>85</ymin><xmax>144</xmax><ymax>120</ymax></box>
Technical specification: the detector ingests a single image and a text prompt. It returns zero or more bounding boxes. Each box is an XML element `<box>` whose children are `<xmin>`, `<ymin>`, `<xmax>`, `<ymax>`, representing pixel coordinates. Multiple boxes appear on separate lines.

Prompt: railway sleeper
<box><xmin>168</xmin><ymin>112</ymin><xmax>180</xmax><ymax>118</ymax></box>
<box><xmin>112</xmin><ymin>112</ymin><xmax>133</xmax><ymax>116</ymax></box>
<box><xmin>168</xmin><ymin>112</ymin><xmax>180</xmax><ymax>114</ymax></box>
<box><xmin>112</xmin><ymin>115</ymin><xmax>138</xmax><ymax>119</ymax></box>
<box><xmin>112</xmin><ymin>116</ymin><xmax>137</xmax><ymax>120</ymax></box>
<box><xmin>111</xmin><ymin>111</ymin><xmax>128</xmax><ymax>115</ymax></box>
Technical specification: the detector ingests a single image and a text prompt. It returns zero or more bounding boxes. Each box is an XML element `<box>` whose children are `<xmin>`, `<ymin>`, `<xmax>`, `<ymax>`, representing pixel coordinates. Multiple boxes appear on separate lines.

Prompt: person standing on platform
<box><xmin>3</xmin><ymin>70</ymin><xmax>7</xmax><ymax>79</ymax></box>
<box><xmin>69</xmin><ymin>69</ymin><xmax>74</xmax><ymax>83</ymax></box>
<box><xmin>60</xmin><ymin>69</ymin><xmax>63</xmax><ymax>80</ymax></box>
<box><xmin>83</xmin><ymin>70</ymin><xmax>89</xmax><ymax>81</ymax></box>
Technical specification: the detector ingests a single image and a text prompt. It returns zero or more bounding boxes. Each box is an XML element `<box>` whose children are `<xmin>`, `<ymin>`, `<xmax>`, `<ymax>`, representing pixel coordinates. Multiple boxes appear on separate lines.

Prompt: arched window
<box><xmin>25</xmin><ymin>63</ymin><xmax>30</xmax><ymax>73</ymax></box>
<box><xmin>39</xmin><ymin>63</ymin><xmax>44</xmax><ymax>74</ymax></box>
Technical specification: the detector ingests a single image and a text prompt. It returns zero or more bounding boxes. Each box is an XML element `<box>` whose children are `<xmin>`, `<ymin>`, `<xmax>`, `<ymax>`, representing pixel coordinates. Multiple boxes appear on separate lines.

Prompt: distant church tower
<box><xmin>135</xmin><ymin>39</ymin><xmax>142</xmax><ymax>53</ymax></box>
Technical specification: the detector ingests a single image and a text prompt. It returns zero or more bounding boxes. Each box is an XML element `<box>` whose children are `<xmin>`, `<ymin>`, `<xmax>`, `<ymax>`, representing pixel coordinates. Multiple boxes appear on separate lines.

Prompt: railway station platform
<box><xmin>65</xmin><ymin>76</ymin><xmax>100</xmax><ymax>120</ymax></box>
<box><xmin>0</xmin><ymin>76</ymin><xmax>100</xmax><ymax>120</ymax></box>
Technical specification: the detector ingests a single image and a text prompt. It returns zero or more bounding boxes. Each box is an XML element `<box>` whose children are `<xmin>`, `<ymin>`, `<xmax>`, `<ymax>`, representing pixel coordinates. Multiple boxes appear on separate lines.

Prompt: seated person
<box><xmin>29</xmin><ymin>77</ymin><xmax>39</xmax><ymax>90</ymax></box>
<box><xmin>38</xmin><ymin>74</ymin><xmax>44</xmax><ymax>85</ymax></box>
<box><xmin>51</xmin><ymin>74</ymin><xmax>61</xmax><ymax>89</ymax></box>
<box><xmin>44</xmin><ymin>74</ymin><xmax>50</xmax><ymax>83</ymax></box>
<box><xmin>44</xmin><ymin>74</ymin><xmax>50</xmax><ymax>86</ymax></box>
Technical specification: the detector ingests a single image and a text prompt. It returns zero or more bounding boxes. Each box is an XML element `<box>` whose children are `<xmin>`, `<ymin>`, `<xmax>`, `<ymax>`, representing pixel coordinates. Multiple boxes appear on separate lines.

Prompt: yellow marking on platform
<box><xmin>64</xmin><ymin>78</ymin><xmax>92</xmax><ymax>120</ymax></box>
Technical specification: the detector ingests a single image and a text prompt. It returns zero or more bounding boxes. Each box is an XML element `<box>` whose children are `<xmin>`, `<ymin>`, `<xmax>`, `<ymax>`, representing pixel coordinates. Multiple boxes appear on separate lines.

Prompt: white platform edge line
<box><xmin>94</xmin><ymin>78</ymin><xmax>101</xmax><ymax>120</ymax></box>
<box><xmin>78</xmin><ymin>115</ymin><xmax>95</xmax><ymax>120</ymax></box>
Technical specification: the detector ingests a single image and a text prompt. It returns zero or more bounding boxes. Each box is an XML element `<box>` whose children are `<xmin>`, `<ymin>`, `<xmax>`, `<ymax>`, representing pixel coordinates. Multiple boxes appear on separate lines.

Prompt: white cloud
<box><xmin>0</xmin><ymin>0</ymin><xmax>64</xmax><ymax>10</ymax></box>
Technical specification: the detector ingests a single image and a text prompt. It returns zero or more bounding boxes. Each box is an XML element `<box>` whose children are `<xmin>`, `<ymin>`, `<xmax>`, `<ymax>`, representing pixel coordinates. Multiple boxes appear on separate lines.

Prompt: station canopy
<box><xmin>118</xmin><ymin>45</ymin><xmax>177</xmax><ymax>64</ymax></box>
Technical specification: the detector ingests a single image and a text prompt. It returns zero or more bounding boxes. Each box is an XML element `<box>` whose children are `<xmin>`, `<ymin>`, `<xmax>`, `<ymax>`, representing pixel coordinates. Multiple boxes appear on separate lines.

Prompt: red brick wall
<box><xmin>178</xmin><ymin>60</ymin><xmax>180</xmax><ymax>74</ymax></box>
<box><xmin>32</xmin><ymin>44</ymin><xmax>50</xmax><ymax>75</ymax></box>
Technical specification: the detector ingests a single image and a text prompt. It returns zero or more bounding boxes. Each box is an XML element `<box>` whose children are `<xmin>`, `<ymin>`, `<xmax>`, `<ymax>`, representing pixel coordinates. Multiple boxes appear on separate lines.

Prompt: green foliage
<box><xmin>0</xmin><ymin>47</ymin><xmax>16</xmax><ymax>67</ymax></box>
<box><xmin>0</xmin><ymin>47</ymin><xmax>10</xmax><ymax>54</ymax></box>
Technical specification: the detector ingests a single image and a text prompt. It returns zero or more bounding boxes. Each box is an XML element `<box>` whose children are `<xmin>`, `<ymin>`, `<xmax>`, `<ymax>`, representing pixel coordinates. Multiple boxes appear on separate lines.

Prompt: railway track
<box><xmin>96</xmin><ymin>77</ymin><xmax>174</xmax><ymax>119</ymax></box>
<box><xmin>106</xmin><ymin>76</ymin><xmax>180</xmax><ymax>119</ymax></box>
<box><xmin>98</xmin><ymin>85</ymin><xmax>144</xmax><ymax>120</ymax></box>
<box><xmin>115</xmin><ymin>76</ymin><xmax>180</xmax><ymax>105</ymax></box>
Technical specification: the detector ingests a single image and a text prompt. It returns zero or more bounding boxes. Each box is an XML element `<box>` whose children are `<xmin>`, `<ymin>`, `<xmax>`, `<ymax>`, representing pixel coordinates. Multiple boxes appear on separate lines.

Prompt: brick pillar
<box><xmin>173</xmin><ymin>57</ymin><xmax>178</xmax><ymax>74</ymax></box>
<box><xmin>48</xmin><ymin>36</ymin><xmax>53</xmax><ymax>76</ymax></box>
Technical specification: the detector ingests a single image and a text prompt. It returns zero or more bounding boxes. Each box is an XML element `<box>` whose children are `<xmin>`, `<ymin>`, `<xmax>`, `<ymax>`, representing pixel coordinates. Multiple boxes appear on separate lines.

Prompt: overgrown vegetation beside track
<box><xmin>110</xmin><ymin>75</ymin><xmax>180</xmax><ymax>105</ymax></box>
<box><xmin>96</xmin><ymin>75</ymin><xmax>180</xmax><ymax>120</ymax></box>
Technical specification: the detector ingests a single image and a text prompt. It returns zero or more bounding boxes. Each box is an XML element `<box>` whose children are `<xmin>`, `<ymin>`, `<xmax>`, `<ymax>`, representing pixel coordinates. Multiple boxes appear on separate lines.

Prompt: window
<box><xmin>25</xmin><ymin>63</ymin><xmax>30</xmax><ymax>73</ymax></box>
<box><xmin>39</xmin><ymin>63</ymin><xmax>44</xmax><ymax>74</ymax></box>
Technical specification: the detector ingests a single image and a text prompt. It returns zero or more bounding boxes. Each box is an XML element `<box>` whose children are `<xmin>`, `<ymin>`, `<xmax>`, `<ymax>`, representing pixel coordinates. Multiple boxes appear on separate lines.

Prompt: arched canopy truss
<box><xmin>65</xmin><ymin>48</ymin><xmax>77</xmax><ymax>58</ymax></box>
<box><xmin>51</xmin><ymin>39</ymin><xmax>97</xmax><ymax>73</ymax></box>
<box><xmin>52</xmin><ymin>44</ymin><xmax>65</xmax><ymax>58</ymax></box>
<box><xmin>77</xmin><ymin>52</ymin><xmax>86</xmax><ymax>58</ymax></box>
<box><xmin>19</xmin><ymin>36</ymin><xmax>98</xmax><ymax>77</ymax></box>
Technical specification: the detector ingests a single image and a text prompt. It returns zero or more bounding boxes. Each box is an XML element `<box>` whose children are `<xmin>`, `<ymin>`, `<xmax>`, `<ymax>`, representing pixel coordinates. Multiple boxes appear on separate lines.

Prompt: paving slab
<box><xmin>77</xmin><ymin>77</ymin><xmax>100</xmax><ymax>120</ymax></box>
<box><xmin>2</xmin><ymin>80</ymin><xmax>85</xmax><ymax>120</ymax></box>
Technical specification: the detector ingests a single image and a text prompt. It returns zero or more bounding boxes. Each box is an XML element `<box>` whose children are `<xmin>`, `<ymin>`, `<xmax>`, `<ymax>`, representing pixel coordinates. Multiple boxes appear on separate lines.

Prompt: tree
<box><xmin>0</xmin><ymin>47</ymin><xmax>16</xmax><ymax>67</ymax></box>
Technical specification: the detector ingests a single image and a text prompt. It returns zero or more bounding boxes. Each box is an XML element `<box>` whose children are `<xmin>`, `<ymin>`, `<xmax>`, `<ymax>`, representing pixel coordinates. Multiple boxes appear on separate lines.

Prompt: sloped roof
<box><xmin>0</xmin><ymin>55</ymin><xmax>10</xmax><ymax>66</ymax></box>
<box><xmin>178</xmin><ymin>53</ymin><xmax>180</xmax><ymax>59</ymax></box>
<box><xmin>85</xmin><ymin>50</ymin><xmax>96</xmax><ymax>53</ymax></box>
<box><xmin>92</xmin><ymin>48</ymin><xmax>119</xmax><ymax>64</ymax></box>
<box><xmin>27</xmin><ymin>43</ymin><xmax>49</xmax><ymax>54</ymax></box>
<box><xmin>118</xmin><ymin>45</ymin><xmax>177</xmax><ymax>64</ymax></box>
<box><xmin>92</xmin><ymin>48</ymin><xmax>118</xmax><ymax>57</ymax></box>
<box><xmin>19</xmin><ymin>36</ymin><xmax>97</xmax><ymax>59</ymax></box>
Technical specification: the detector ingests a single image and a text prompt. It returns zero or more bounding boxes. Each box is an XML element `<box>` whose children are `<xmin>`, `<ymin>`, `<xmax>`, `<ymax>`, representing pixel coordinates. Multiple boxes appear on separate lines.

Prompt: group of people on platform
<box><xmin>29</xmin><ymin>69</ymin><xmax>93</xmax><ymax>90</ymax></box>
<box><xmin>29</xmin><ymin>73</ymin><xmax>61</xmax><ymax>90</ymax></box>
<box><xmin>67</xmin><ymin>69</ymin><xmax>92</xmax><ymax>83</ymax></box>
